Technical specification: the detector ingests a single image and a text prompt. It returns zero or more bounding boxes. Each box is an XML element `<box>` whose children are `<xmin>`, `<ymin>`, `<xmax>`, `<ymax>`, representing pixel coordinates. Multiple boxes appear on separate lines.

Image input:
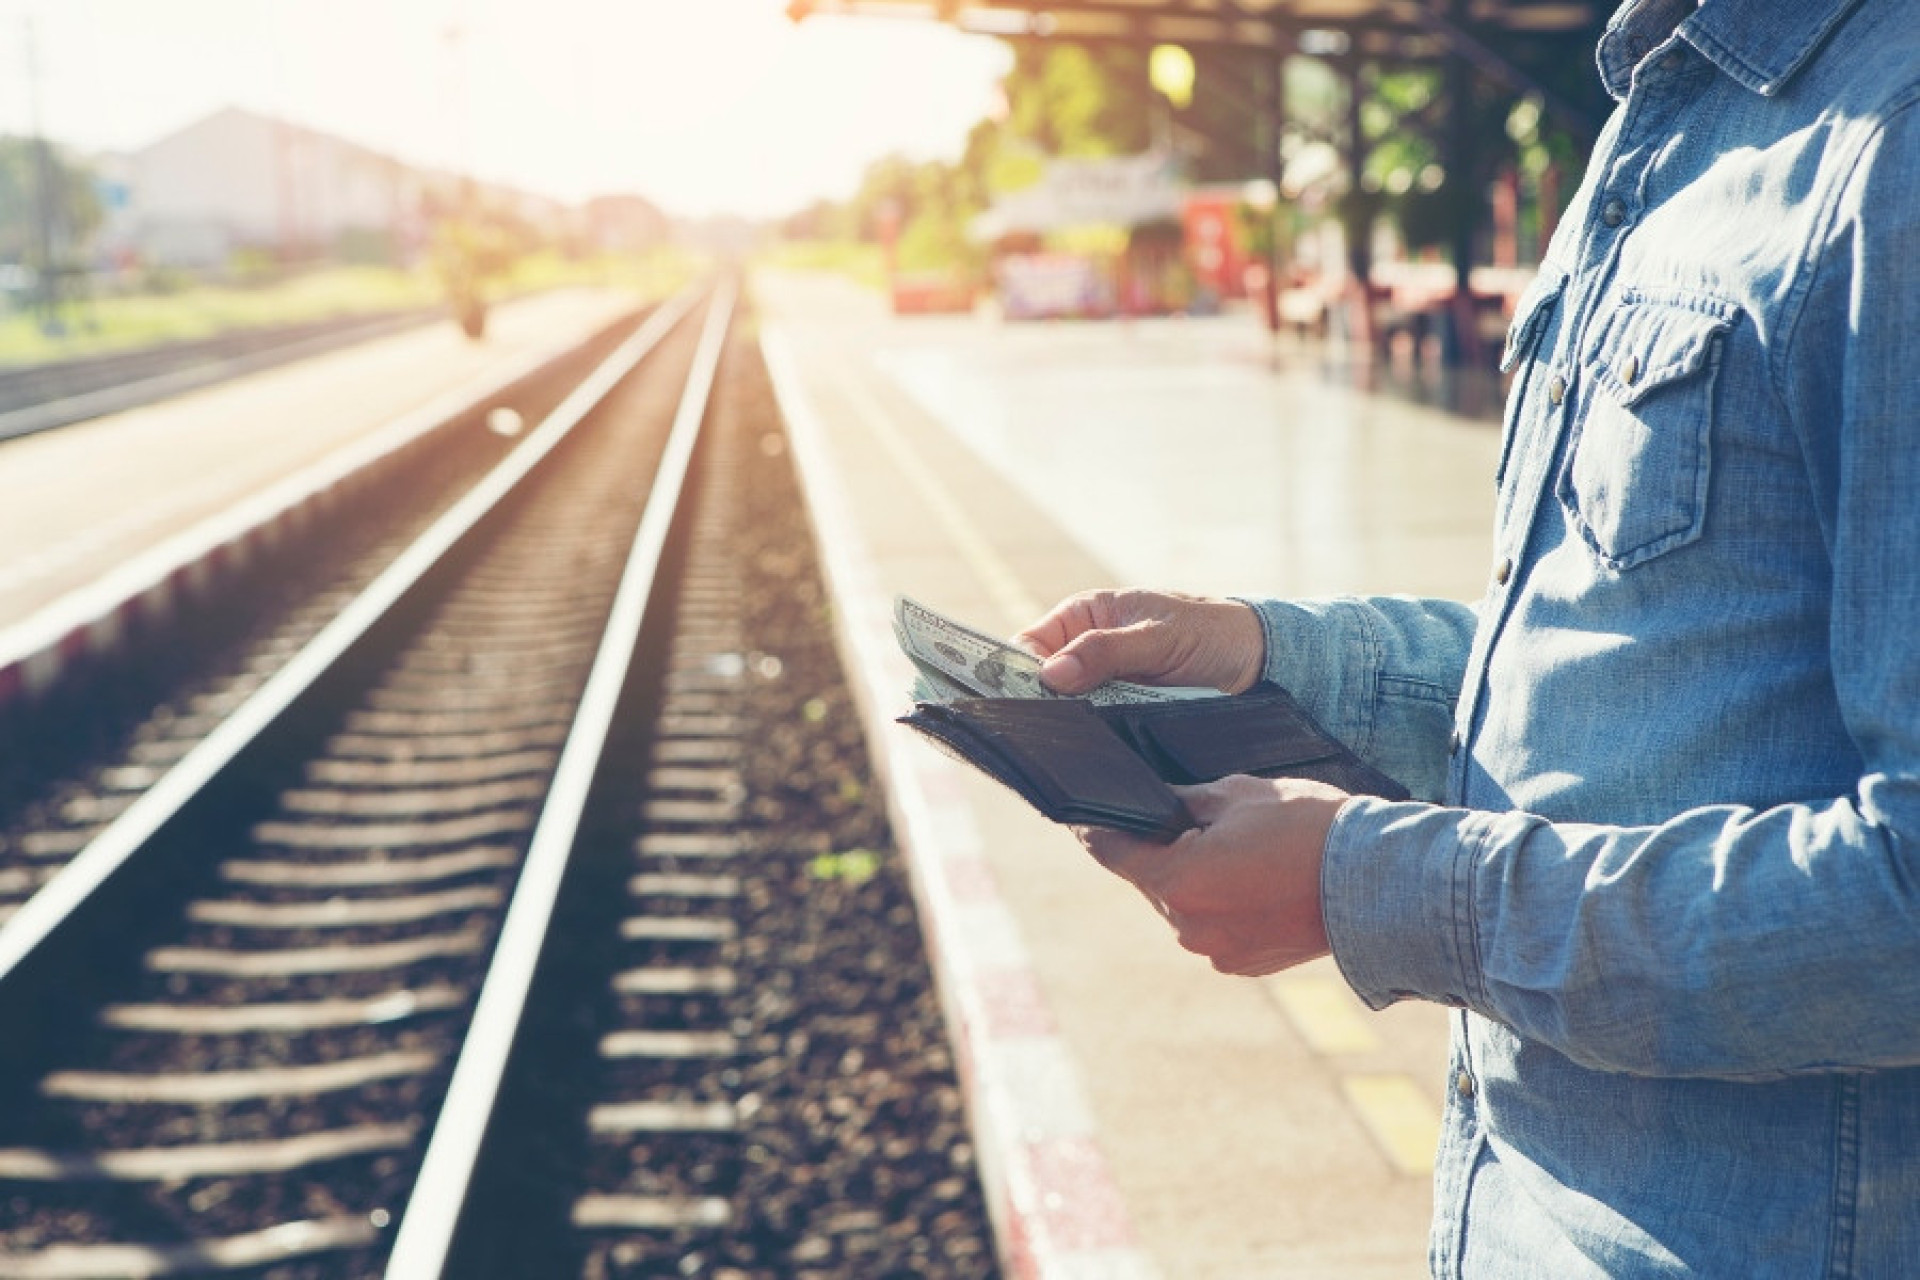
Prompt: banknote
<box><xmin>894</xmin><ymin>596</ymin><xmax>1212</xmax><ymax>705</ymax></box>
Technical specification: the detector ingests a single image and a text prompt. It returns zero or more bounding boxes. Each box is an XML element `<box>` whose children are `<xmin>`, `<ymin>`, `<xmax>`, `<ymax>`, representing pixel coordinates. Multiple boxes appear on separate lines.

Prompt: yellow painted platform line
<box><xmin>829</xmin><ymin>366</ymin><xmax>1045</xmax><ymax>629</ymax></box>
<box><xmin>1269</xmin><ymin>974</ymin><xmax>1384</xmax><ymax>1056</ymax></box>
<box><xmin>821</xmin><ymin>338</ymin><xmax>1450</xmax><ymax>1192</ymax></box>
<box><xmin>1342</xmin><ymin>1074</ymin><xmax>1441</xmax><ymax>1176</ymax></box>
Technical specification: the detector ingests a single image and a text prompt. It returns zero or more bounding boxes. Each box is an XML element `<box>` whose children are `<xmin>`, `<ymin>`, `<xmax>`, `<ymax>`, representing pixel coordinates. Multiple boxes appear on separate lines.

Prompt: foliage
<box><xmin>756</xmin><ymin>240</ymin><xmax>887</xmax><ymax>290</ymax></box>
<box><xmin>1003</xmin><ymin>43</ymin><xmax>1151</xmax><ymax>158</ymax></box>
<box><xmin>0</xmin><ymin>264</ymin><xmax>438</xmax><ymax>366</ymax></box>
<box><xmin>775</xmin><ymin>42</ymin><xmax>1163</xmax><ymax>278</ymax></box>
<box><xmin>0</xmin><ymin>135</ymin><xmax>103</xmax><ymax>268</ymax></box>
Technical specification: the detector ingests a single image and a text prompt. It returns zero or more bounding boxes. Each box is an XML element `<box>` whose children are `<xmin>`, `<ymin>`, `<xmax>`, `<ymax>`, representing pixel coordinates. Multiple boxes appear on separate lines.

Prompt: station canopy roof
<box><xmin>787</xmin><ymin>0</ymin><xmax>1604</xmax><ymax>60</ymax></box>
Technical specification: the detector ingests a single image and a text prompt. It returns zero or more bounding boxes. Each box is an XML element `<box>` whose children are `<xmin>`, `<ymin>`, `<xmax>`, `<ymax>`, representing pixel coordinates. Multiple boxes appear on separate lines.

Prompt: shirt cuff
<box><xmin>1236</xmin><ymin>596</ymin><xmax>1376</xmax><ymax>753</ymax></box>
<box><xmin>1320</xmin><ymin>795</ymin><xmax>1494</xmax><ymax>1012</ymax></box>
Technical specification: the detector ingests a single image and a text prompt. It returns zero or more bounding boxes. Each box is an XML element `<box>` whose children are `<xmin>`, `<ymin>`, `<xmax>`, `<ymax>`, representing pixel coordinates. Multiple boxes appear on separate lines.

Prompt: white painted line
<box><xmin>763</xmin><ymin>321</ymin><xmax>1158</xmax><ymax>1279</ymax></box>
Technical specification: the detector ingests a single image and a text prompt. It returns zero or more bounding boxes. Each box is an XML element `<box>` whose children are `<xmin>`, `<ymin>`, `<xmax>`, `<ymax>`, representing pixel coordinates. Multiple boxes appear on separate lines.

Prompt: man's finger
<box><xmin>1077</xmin><ymin>824</ymin><xmax>1172</xmax><ymax>883</ymax></box>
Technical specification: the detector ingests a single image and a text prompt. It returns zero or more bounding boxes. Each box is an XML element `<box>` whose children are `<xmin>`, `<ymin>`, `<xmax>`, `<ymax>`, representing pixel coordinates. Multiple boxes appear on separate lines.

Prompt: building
<box><xmin>101</xmin><ymin>106</ymin><xmax>581</xmax><ymax>274</ymax></box>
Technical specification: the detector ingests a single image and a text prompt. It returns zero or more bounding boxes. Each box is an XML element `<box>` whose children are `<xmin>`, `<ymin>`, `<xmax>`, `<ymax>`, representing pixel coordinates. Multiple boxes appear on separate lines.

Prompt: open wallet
<box><xmin>896</xmin><ymin>681</ymin><xmax>1410</xmax><ymax>842</ymax></box>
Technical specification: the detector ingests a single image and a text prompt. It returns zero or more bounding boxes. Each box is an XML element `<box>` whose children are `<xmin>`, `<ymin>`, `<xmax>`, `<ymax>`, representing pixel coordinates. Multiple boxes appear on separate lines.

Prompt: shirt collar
<box><xmin>1597</xmin><ymin>0</ymin><xmax>1862</xmax><ymax>99</ymax></box>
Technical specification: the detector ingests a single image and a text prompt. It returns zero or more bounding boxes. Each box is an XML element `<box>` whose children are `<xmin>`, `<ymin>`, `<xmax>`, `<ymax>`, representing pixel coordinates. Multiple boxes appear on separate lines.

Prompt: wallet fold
<box><xmin>896</xmin><ymin>682</ymin><xmax>1408</xmax><ymax>842</ymax></box>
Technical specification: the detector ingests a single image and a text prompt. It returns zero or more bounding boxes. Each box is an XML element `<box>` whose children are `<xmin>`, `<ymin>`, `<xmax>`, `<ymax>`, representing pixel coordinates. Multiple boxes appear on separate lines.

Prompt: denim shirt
<box><xmin>1246</xmin><ymin>0</ymin><xmax>1920</xmax><ymax>1273</ymax></box>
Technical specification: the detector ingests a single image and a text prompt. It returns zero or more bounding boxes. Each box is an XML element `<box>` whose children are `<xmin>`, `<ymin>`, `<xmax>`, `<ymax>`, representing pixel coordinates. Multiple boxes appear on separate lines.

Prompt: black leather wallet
<box><xmin>897</xmin><ymin>682</ymin><xmax>1408</xmax><ymax>842</ymax></box>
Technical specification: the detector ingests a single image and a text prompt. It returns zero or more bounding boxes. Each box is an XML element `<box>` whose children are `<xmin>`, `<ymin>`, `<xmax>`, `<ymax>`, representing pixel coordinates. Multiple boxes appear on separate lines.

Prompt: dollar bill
<box><xmin>894</xmin><ymin>596</ymin><xmax>1213</xmax><ymax>705</ymax></box>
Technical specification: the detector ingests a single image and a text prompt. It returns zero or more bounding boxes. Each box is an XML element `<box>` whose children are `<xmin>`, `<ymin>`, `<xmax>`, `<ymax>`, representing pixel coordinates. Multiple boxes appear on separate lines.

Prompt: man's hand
<box><xmin>1078</xmin><ymin>775</ymin><xmax>1348</xmax><ymax>976</ymax></box>
<box><xmin>1016</xmin><ymin>589</ymin><xmax>1267</xmax><ymax>695</ymax></box>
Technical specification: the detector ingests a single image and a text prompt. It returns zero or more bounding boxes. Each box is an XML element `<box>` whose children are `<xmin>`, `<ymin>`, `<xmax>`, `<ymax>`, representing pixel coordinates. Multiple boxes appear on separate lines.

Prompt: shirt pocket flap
<box><xmin>1499</xmin><ymin>270</ymin><xmax>1568</xmax><ymax>373</ymax></box>
<box><xmin>1590</xmin><ymin>295</ymin><xmax>1737</xmax><ymax>407</ymax></box>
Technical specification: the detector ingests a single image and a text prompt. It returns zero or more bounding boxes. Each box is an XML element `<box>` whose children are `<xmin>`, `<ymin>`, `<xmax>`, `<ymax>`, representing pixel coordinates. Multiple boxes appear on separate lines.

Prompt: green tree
<box><xmin>0</xmin><ymin>135</ymin><xmax>103</xmax><ymax>268</ymax></box>
<box><xmin>1002</xmin><ymin>43</ymin><xmax>1151</xmax><ymax>158</ymax></box>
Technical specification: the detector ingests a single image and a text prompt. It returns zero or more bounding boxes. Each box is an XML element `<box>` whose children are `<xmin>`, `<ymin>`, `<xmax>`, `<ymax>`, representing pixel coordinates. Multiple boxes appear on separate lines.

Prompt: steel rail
<box><xmin>0</xmin><ymin>308</ymin><xmax>440</xmax><ymax>442</ymax></box>
<box><xmin>0</xmin><ymin>281</ymin><xmax>706</xmax><ymax>993</ymax></box>
<box><xmin>382</xmin><ymin>279</ymin><xmax>738</xmax><ymax>1279</ymax></box>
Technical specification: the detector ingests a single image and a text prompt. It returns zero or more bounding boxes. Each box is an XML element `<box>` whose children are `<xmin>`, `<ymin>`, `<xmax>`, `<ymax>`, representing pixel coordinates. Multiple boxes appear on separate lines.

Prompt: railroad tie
<box><xmin>40</xmin><ymin>1049</ymin><xmax>438</xmax><ymax>1103</ymax></box>
<box><xmin>570</xmin><ymin>1194</ymin><xmax>731</xmax><ymax>1231</ymax></box>
<box><xmin>99</xmin><ymin>984</ymin><xmax>466</xmax><ymax>1033</ymax></box>
<box><xmin>0</xmin><ymin>1217</ymin><xmax>379</xmax><ymax>1279</ymax></box>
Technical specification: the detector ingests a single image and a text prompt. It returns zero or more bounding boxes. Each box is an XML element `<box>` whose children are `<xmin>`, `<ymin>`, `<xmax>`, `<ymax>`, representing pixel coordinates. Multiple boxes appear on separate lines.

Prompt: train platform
<box><xmin>0</xmin><ymin>272</ymin><xmax>1503</xmax><ymax>1276</ymax></box>
<box><xmin>0</xmin><ymin>288</ymin><xmax>640</xmax><ymax>696</ymax></box>
<box><xmin>755</xmin><ymin>268</ymin><xmax>1502</xmax><ymax>1279</ymax></box>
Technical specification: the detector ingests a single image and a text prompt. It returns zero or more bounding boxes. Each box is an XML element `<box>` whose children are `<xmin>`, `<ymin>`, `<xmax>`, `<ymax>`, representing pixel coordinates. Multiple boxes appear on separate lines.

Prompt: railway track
<box><xmin>0</xmin><ymin>280</ymin><xmax>996</xmax><ymax>1278</ymax></box>
<box><xmin>0</xmin><ymin>308</ymin><xmax>441</xmax><ymax>443</ymax></box>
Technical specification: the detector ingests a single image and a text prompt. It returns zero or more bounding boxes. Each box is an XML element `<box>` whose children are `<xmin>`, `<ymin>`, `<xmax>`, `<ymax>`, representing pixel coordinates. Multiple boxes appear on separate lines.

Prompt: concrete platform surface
<box><xmin>757</xmin><ymin>268</ymin><xmax>1503</xmax><ymax>1279</ymax></box>
<box><xmin>0</xmin><ymin>288</ymin><xmax>639</xmax><ymax>632</ymax></box>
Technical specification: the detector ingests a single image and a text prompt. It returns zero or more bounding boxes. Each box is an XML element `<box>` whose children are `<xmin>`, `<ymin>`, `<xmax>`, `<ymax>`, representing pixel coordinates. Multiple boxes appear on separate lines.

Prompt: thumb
<box><xmin>1171</xmin><ymin>778</ymin><xmax>1237</xmax><ymax>827</ymax></box>
<box><xmin>1039</xmin><ymin>623</ymin><xmax>1158</xmax><ymax>694</ymax></box>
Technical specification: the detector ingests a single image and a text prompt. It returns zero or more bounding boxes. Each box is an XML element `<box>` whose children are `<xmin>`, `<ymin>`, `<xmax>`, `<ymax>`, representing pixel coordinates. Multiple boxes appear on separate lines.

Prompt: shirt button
<box><xmin>1621</xmin><ymin>354</ymin><xmax>1641</xmax><ymax>386</ymax></box>
<box><xmin>1548</xmin><ymin>374</ymin><xmax>1567</xmax><ymax>404</ymax></box>
<box><xmin>1448</xmin><ymin>729</ymin><xmax>1463</xmax><ymax>756</ymax></box>
<box><xmin>1601</xmin><ymin>197</ymin><xmax>1628</xmax><ymax>228</ymax></box>
<box><xmin>1494</xmin><ymin>556</ymin><xmax>1513</xmax><ymax>585</ymax></box>
<box><xmin>1456</xmin><ymin>1071</ymin><xmax>1476</xmax><ymax>1098</ymax></box>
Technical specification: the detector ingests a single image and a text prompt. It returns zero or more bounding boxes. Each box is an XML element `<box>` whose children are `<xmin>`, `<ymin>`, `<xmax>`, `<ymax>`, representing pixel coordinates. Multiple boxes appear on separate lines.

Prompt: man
<box><xmin>1016</xmin><ymin>0</ymin><xmax>1920</xmax><ymax>1273</ymax></box>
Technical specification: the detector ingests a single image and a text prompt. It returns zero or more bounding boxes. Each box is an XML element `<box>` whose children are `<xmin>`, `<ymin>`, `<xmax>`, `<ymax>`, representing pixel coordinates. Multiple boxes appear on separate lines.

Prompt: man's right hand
<box><xmin>1015</xmin><ymin>589</ymin><xmax>1267</xmax><ymax>696</ymax></box>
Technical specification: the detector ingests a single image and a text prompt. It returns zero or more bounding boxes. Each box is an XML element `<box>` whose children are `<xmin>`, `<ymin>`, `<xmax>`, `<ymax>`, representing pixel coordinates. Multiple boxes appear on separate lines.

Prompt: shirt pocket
<box><xmin>1494</xmin><ymin>269</ymin><xmax>1567</xmax><ymax>493</ymax></box>
<box><xmin>1557</xmin><ymin>293</ymin><xmax>1736</xmax><ymax>571</ymax></box>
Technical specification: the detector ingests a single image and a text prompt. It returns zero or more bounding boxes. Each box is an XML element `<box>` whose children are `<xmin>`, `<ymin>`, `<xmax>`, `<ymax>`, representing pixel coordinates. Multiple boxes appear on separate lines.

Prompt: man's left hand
<box><xmin>1078</xmin><ymin>775</ymin><xmax>1350</xmax><ymax>976</ymax></box>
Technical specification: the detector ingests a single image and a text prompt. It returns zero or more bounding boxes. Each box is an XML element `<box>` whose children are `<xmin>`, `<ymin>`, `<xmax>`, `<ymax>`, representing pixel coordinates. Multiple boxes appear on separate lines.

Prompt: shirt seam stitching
<box><xmin>1346</xmin><ymin>599</ymin><xmax>1383</xmax><ymax>763</ymax></box>
<box><xmin>1456</xmin><ymin>812</ymin><xmax>1492</xmax><ymax>1012</ymax></box>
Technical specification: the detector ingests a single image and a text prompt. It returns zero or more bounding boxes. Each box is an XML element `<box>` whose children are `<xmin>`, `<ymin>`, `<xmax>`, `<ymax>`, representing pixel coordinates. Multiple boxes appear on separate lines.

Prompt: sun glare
<box><xmin>0</xmin><ymin>0</ymin><xmax>1011</xmax><ymax>218</ymax></box>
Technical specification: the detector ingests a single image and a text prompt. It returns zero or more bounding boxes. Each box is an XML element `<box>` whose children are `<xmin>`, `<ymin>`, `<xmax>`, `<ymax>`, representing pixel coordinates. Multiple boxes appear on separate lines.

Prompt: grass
<box><xmin>0</xmin><ymin>247</ymin><xmax>701</xmax><ymax>369</ymax></box>
<box><xmin>0</xmin><ymin>266</ymin><xmax>438</xmax><ymax>367</ymax></box>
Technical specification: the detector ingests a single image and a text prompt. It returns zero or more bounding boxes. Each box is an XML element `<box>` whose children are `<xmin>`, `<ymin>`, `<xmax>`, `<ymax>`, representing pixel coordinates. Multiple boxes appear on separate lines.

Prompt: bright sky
<box><xmin>0</xmin><ymin>0</ymin><xmax>1012</xmax><ymax>218</ymax></box>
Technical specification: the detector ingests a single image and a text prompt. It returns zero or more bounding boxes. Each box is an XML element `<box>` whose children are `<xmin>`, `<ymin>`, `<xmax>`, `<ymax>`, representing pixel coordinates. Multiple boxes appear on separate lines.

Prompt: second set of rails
<box><xmin>0</xmin><ymin>282</ymin><xmax>997</xmax><ymax>1278</ymax></box>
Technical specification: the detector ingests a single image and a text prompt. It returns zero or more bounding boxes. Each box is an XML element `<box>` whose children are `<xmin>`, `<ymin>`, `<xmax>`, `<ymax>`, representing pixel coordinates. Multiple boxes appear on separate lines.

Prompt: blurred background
<box><xmin>0</xmin><ymin>0</ymin><xmax>1603</xmax><ymax>369</ymax></box>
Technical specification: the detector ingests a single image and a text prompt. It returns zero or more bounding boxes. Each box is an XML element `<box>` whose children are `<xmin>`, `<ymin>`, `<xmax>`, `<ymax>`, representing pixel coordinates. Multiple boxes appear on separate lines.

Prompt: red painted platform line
<box><xmin>764</xmin><ymin>327</ymin><xmax>1159</xmax><ymax>1280</ymax></box>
